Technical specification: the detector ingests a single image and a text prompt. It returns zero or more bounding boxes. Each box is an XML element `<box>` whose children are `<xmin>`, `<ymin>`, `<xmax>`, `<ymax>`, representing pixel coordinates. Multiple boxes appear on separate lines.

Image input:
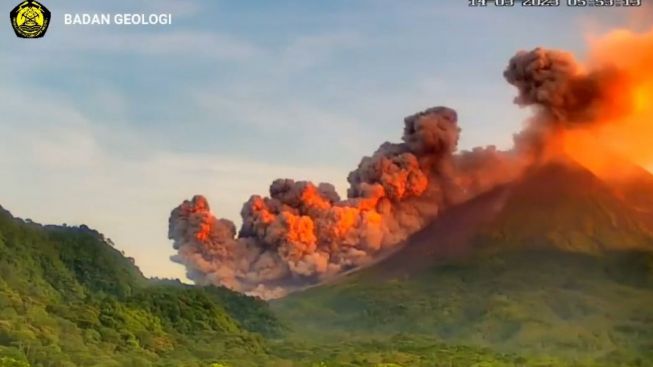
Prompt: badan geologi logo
<box><xmin>10</xmin><ymin>0</ymin><xmax>51</xmax><ymax>38</ymax></box>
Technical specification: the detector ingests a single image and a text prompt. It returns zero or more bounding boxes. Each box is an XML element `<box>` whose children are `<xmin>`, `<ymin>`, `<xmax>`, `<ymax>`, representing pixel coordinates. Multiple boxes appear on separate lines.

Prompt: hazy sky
<box><xmin>1</xmin><ymin>0</ymin><xmax>650</xmax><ymax>279</ymax></box>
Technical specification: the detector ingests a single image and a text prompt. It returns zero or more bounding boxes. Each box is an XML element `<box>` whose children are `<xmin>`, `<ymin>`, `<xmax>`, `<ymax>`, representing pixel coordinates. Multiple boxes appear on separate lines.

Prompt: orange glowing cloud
<box><xmin>563</xmin><ymin>27</ymin><xmax>653</xmax><ymax>177</ymax></box>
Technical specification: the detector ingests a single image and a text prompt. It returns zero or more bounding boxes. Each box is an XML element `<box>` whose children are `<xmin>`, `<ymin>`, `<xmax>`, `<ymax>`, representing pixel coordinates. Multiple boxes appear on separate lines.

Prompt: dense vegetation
<box><xmin>273</xmin><ymin>163</ymin><xmax>653</xmax><ymax>366</ymax></box>
<box><xmin>0</xmin><ymin>206</ymin><xmax>281</xmax><ymax>366</ymax></box>
<box><xmin>0</xmin><ymin>205</ymin><xmax>553</xmax><ymax>367</ymax></box>
<box><xmin>3</xmin><ymin>161</ymin><xmax>653</xmax><ymax>366</ymax></box>
<box><xmin>274</xmin><ymin>250</ymin><xmax>653</xmax><ymax>364</ymax></box>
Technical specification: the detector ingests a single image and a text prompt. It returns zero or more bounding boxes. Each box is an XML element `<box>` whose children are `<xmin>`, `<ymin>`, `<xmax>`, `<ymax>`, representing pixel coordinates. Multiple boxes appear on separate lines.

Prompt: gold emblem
<box><xmin>10</xmin><ymin>0</ymin><xmax>51</xmax><ymax>38</ymax></box>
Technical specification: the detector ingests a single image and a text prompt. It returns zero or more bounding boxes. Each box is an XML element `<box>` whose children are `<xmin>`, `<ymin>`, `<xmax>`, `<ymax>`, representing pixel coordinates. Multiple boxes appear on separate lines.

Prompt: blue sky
<box><xmin>1</xmin><ymin>0</ymin><xmax>650</xmax><ymax>279</ymax></box>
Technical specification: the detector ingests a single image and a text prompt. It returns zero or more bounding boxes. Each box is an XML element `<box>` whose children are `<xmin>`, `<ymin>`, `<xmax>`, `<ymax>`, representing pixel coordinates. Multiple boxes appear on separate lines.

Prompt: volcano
<box><xmin>272</xmin><ymin>158</ymin><xmax>653</xmax><ymax>360</ymax></box>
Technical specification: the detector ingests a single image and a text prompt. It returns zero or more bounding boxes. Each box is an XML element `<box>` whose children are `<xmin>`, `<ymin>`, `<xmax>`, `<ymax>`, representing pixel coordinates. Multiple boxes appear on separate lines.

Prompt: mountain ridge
<box><xmin>272</xmin><ymin>159</ymin><xmax>653</xmax><ymax>362</ymax></box>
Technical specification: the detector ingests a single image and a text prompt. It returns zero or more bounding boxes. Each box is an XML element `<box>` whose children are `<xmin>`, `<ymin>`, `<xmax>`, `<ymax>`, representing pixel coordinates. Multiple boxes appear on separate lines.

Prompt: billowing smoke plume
<box><xmin>169</xmin><ymin>107</ymin><xmax>525</xmax><ymax>298</ymax></box>
<box><xmin>502</xmin><ymin>26</ymin><xmax>653</xmax><ymax>174</ymax></box>
<box><xmin>503</xmin><ymin>47</ymin><xmax>636</xmax><ymax>159</ymax></box>
<box><xmin>504</xmin><ymin>48</ymin><xmax>629</xmax><ymax>124</ymax></box>
<box><xmin>169</xmin><ymin>28</ymin><xmax>652</xmax><ymax>299</ymax></box>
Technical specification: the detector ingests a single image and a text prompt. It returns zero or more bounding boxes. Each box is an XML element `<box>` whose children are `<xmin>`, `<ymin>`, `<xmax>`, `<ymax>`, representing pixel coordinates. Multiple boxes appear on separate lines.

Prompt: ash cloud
<box><xmin>504</xmin><ymin>47</ymin><xmax>630</xmax><ymax>127</ymax></box>
<box><xmin>169</xmin><ymin>44</ymin><xmax>638</xmax><ymax>299</ymax></box>
<box><xmin>169</xmin><ymin>107</ymin><xmax>525</xmax><ymax>298</ymax></box>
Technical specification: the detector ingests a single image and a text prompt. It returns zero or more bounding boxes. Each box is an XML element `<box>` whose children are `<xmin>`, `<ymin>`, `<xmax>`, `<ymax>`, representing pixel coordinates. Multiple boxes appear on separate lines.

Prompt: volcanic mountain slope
<box><xmin>3</xmin><ymin>204</ymin><xmax>560</xmax><ymax>367</ymax></box>
<box><xmin>272</xmin><ymin>159</ymin><xmax>653</xmax><ymax>362</ymax></box>
<box><xmin>473</xmin><ymin>158</ymin><xmax>653</xmax><ymax>254</ymax></box>
<box><xmin>2</xmin><ymin>205</ymin><xmax>582</xmax><ymax>367</ymax></box>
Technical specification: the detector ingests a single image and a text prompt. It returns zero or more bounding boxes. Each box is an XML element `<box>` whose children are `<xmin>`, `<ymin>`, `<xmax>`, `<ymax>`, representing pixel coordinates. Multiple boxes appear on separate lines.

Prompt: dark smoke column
<box><xmin>504</xmin><ymin>47</ymin><xmax>631</xmax><ymax>126</ymax></box>
<box><xmin>168</xmin><ymin>105</ymin><xmax>526</xmax><ymax>299</ymax></box>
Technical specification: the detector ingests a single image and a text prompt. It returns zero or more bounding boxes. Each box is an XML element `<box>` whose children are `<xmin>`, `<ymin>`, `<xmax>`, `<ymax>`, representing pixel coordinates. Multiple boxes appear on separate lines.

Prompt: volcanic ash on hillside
<box><xmin>168</xmin><ymin>27</ymin><xmax>653</xmax><ymax>299</ymax></box>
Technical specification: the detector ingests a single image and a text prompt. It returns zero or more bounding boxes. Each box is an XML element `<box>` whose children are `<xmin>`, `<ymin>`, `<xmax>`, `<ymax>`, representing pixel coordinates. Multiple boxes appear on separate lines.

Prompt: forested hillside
<box><xmin>4</xmin><ymin>193</ymin><xmax>652</xmax><ymax>367</ymax></box>
<box><xmin>273</xmin><ymin>162</ymin><xmax>653</xmax><ymax>366</ymax></box>
<box><xmin>0</xmin><ymin>205</ymin><xmax>533</xmax><ymax>367</ymax></box>
<box><xmin>0</xmin><ymin>205</ymin><xmax>281</xmax><ymax>367</ymax></box>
